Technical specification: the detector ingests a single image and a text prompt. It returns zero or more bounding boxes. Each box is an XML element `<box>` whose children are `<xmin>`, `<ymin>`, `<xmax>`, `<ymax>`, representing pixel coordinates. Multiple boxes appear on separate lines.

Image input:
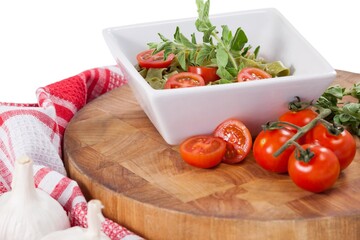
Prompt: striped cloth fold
<box><xmin>0</xmin><ymin>66</ymin><xmax>143</xmax><ymax>240</ymax></box>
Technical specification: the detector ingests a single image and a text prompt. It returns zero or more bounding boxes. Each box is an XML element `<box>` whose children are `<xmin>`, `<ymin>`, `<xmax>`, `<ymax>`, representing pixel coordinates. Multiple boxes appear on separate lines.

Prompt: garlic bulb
<box><xmin>41</xmin><ymin>199</ymin><xmax>110</xmax><ymax>240</ymax></box>
<box><xmin>0</xmin><ymin>156</ymin><xmax>70</xmax><ymax>240</ymax></box>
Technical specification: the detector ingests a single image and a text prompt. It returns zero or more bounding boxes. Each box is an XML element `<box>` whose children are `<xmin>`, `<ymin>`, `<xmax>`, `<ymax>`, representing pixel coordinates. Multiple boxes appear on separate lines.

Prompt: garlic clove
<box><xmin>41</xmin><ymin>199</ymin><xmax>110</xmax><ymax>240</ymax></box>
<box><xmin>0</xmin><ymin>156</ymin><xmax>70</xmax><ymax>240</ymax></box>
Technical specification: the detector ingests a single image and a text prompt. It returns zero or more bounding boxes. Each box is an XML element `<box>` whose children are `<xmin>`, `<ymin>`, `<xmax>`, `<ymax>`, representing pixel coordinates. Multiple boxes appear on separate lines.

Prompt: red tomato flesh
<box><xmin>179</xmin><ymin>136</ymin><xmax>226</xmax><ymax>168</ymax></box>
<box><xmin>188</xmin><ymin>66</ymin><xmax>220</xmax><ymax>84</ymax></box>
<box><xmin>213</xmin><ymin>119</ymin><xmax>252</xmax><ymax>164</ymax></box>
<box><xmin>136</xmin><ymin>49</ymin><xmax>175</xmax><ymax>68</ymax></box>
<box><xmin>164</xmin><ymin>72</ymin><xmax>205</xmax><ymax>89</ymax></box>
<box><xmin>237</xmin><ymin>67</ymin><xmax>272</xmax><ymax>82</ymax></box>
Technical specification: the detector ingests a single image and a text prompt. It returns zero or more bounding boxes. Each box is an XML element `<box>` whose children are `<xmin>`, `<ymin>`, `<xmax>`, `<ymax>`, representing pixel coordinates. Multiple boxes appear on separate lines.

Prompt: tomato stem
<box><xmin>273</xmin><ymin>107</ymin><xmax>332</xmax><ymax>158</ymax></box>
<box><xmin>288</xmin><ymin>96</ymin><xmax>313</xmax><ymax>111</ymax></box>
<box><xmin>290</xmin><ymin>141</ymin><xmax>315</xmax><ymax>163</ymax></box>
<box><xmin>262</xmin><ymin>121</ymin><xmax>302</xmax><ymax>131</ymax></box>
<box><xmin>319</xmin><ymin>119</ymin><xmax>344</xmax><ymax>136</ymax></box>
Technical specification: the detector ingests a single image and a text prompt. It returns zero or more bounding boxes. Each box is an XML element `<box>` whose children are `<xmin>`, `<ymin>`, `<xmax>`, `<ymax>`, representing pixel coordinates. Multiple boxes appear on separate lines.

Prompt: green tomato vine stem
<box><xmin>273</xmin><ymin>108</ymin><xmax>332</xmax><ymax>160</ymax></box>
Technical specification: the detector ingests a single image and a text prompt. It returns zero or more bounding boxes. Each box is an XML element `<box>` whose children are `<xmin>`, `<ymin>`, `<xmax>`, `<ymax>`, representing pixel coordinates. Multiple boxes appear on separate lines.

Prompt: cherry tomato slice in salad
<box><xmin>213</xmin><ymin>119</ymin><xmax>252</xmax><ymax>164</ymax></box>
<box><xmin>179</xmin><ymin>135</ymin><xmax>227</xmax><ymax>168</ymax></box>
<box><xmin>188</xmin><ymin>66</ymin><xmax>220</xmax><ymax>84</ymax></box>
<box><xmin>304</xmin><ymin>123</ymin><xmax>356</xmax><ymax>170</ymax></box>
<box><xmin>237</xmin><ymin>67</ymin><xmax>272</xmax><ymax>82</ymax></box>
<box><xmin>136</xmin><ymin>49</ymin><xmax>175</xmax><ymax>68</ymax></box>
<box><xmin>253</xmin><ymin>128</ymin><xmax>296</xmax><ymax>173</ymax></box>
<box><xmin>288</xmin><ymin>144</ymin><xmax>340</xmax><ymax>193</ymax></box>
<box><xmin>164</xmin><ymin>72</ymin><xmax>205</xmax><ymax>89</ymax></box>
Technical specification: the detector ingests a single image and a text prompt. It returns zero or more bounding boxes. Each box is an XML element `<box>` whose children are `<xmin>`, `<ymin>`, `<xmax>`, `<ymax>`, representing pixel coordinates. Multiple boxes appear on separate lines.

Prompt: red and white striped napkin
<box><xmin>0</xmin><ymin>66</ymin><xmax>143</xmax><ymax>239</ymax></box>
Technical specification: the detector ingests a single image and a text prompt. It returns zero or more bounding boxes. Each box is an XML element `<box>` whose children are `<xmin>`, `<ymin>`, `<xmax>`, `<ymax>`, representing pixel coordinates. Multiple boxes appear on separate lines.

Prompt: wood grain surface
<box><xmin>63</xmin><ymin>70</ymin><xmax>360</xmax><ymax>240</ymax></box>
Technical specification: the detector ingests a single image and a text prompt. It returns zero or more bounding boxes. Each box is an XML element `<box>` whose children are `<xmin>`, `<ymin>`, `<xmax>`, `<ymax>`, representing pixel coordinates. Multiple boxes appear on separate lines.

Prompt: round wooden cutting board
<box><xmin>63</xmin><ymin>70</ymin><xmax>360</xmax><ymax>240</ymax></box>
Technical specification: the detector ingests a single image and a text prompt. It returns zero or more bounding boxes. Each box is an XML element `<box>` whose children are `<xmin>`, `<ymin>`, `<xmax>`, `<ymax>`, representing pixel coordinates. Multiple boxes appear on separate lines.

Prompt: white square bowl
<box><xmin>103</xmin><ymin>8</ymin><xmax>336</xmax><ymax>145</ymax></box>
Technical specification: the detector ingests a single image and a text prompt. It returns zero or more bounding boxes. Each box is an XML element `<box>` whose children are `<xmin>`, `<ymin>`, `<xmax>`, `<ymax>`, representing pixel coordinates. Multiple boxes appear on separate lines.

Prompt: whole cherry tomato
<box><xmin>136</xmin><ymin>49</ymin><xmax>175</xmax><ymax>68</ymax></box>
<box><xmin>179</xmin><ymin>135</ymin><xmax>226</xmax><ymax>168</ymax></box>
<box><xmin>278</xmin><ymin>108</ymin><xmax>318</xmax><ymax>144</ymax></box>
<box><xmin>164</xmin><ymin>72</ymin><xmax>205</xmax><ymax>89</ymax></box>
<box><xmin>237</xmin><ymin>67</ymin><xmax>271</xmax><ymax>82</ymax></box>
<box><xmin>279</xmin><ymin>109</ymin><xmax>318</xmax><ymax>129</ymax></box>
<box><xmin>253</xmin><ymin>128</ymin><xmax>296</xmax><ymax>173</ymax></box>
<box><xmin>213</xmin><ymin>119</ymin><xmax>252</xmax><ymax>164</ymax></box>
<box><xmin>188</xmin><ymin>66</ymin><xmax>220</xmax><ymax>84</ymax></box>
<box><xmin>304</xmin><ymin>123</ymin><xmax>356</xmax><ymax>170</ymax></box>
<box><xmin>288</xmin><ymin>144</ymin><xmax>340</xmax><ymax>193</ymax></box>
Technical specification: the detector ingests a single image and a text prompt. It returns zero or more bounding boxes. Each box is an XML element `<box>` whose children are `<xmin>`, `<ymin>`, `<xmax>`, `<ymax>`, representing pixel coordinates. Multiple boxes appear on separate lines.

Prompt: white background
<box><xmin>1</xmin><ymin>0</ymin><xmax>359</xmax><ymax>103</ymax></box>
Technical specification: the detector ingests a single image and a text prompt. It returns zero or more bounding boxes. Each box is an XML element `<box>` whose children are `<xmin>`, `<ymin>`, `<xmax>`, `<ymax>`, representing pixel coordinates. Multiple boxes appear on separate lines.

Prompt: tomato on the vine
<box><xmin>304</xmin><ymin>123</ymin><xmax>356</xmax><ymax>170</ymax></box>
<box><xmin>136</xmin><ymin>49</ymin><xmax>175</xmax><ymax>68</ymax></box>
<box><xmin>213</xmin><ymin>119</ymin><xmax>252</xmax><ymax>164</ymax></box>
<box><xmin>253</xmin><ymin>128</ymin><xmax>296</xmax><ymax>173</ymax></box>
<box><xmin>278</xmin><ymin>108</ymin><xmax>318</xmax><ymax>143</ymax></box>
<box><xmin>188</xmin><ymin>66</ymin><xmax>220</xmax><ymax>84</ymax></box>
<box><xmin>164</xmin><ymin>72</ymin><xmax>205</xmax><ymax>89</ymax></box>
<box><xmin>288</xmin><ymin>144</ymin><xmax>340</xmax><ymax>193</ymax></box>
<box><xmin>179</xmin><ymin>135</ymin><xmax>226</xmax><ymax>168</ymax></box>
<box><xmin>237</xmin><ymin>67</ymin><xmax>271</xmax><ymax>82</ymax></box>
<box><xmin>279</xmin><ymin>109</ymin><xmax>318</xmax><ymax>129</ymax></box>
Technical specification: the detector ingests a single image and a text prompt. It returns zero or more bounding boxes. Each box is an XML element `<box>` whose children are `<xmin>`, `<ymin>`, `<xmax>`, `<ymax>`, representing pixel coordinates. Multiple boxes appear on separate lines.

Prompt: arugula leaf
<box><xmin>191</xmin><ymin>33</ymin><xmax>197</xmax><ymax>44</ymax></box>
<box><xmin>147</xmin><ymin>42</ymin><xmax>158</xmax><ymax>49</ymax></box>
<box><xmin>226</xmin><ymin>67</ymin><xmax>239</xmax><ymax>77</ymax></box>
<box><xmin>230</xmin><ymin>27</ymin><xmax>248</xmax><ymax>51</ymax></box>
<box><xmin>158</xmin><ymin>33</ymin><xmax>170</xmax><ymax>42</ymax></box>
<box><xmin>253</xmin><ymin>46</ymin><xmax>260</xmax><ymax>59</ymax></box>
<box><xmin>201</xmin><ymin>26</ymin><xmax>216</xmax><ymax>43</ymax></box>
<box><xmin>195</xmin><ymin>0</ymin><xmax>212</xmax><ymax>32</ymax></box>
<box><xmin>221</xmin><ymin>25</ymin><xmax>232</xmax><ymax>47</ymax></box>
<box><xmin>216</xmin><ymin>66</ymin><xmax>234</xmax><ymax>80</ymax></box>
<box><xmin>177</xmin><ymin>51</ymin><xmax>187</xmax><ymax>70</ymax></box>
<box><xmin>174</xmin><ymin>27</ymin><xmax>197</xmax><ymax>49</ymax></box>
<box><xmin>195</xmin><ymin>43</ymin><xmax>213</xmax><ymax>65</ymax></box>
<box><xmin>163</xmin><ymin>44</ymin><xmax>174</xmax><ymax>59</ymax></box>
<box><xmin>216</xmin><ymin>47</ymin><xmax>228</xmax><ymax>68</ymax></box>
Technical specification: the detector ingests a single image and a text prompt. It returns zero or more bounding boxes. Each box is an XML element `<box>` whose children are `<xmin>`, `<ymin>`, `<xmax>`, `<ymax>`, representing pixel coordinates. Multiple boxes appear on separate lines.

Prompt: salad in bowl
<box><xmin>136</xmin><ymin>0</ymin><xmax>290</xmax><ymax>90</ymax></box>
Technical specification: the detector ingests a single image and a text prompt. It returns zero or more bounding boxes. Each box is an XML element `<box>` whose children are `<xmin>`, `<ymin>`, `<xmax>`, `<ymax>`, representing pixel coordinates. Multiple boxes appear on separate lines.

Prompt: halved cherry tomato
<box><xmin>304</xmin><ymin>123</ymin><xmax>356</xmax><ymax>170</ymax></box>
<box><xmin>188</xmin><ymin>66</ymin><xmax>220</xmax><ymax>84</ymax></box>
<box><xmin>213</xmin><ymin>119</ymin><xmax>252</xmax><ymax>164</ymax></box>
<box><xmin>288</xmin><ymin>144</ymin><xmax>340</xmax><ymax>193</ymax></box>
<box><xmin>136</xmin><ymin>49</ymin><xmax>175</xmax><ymax>68</ymax></box>
<box><xmin>237</xmin><ymin>67</ymin><xmax>272</xmax><ymax>82</ymax></box>
<box><xmin>164</xmin><ymin>72</ymin><xmax>205</xmax><ymax>89</ymax></box>
<box><xmin>253</xmin><ymin>128</ymin><xmax>296</xmax><ymax>173</ymax></box>
<box><xmin>179</xmin><ymin>135</ymin><xmax>226</xmax><ymax>168</ymax></box>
